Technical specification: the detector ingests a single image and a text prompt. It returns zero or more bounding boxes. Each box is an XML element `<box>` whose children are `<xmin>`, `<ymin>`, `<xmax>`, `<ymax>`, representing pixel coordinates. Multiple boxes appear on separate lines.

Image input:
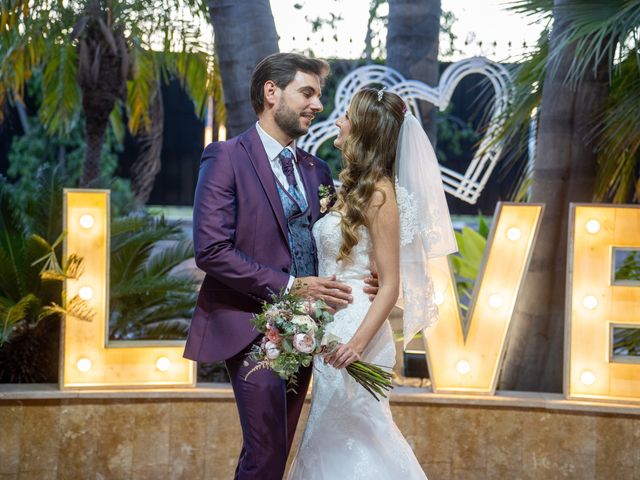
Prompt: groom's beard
<box><xmin>274</xmin><ymin>101</ymin><xmax>311</xmax><ymax>139</ymax></box>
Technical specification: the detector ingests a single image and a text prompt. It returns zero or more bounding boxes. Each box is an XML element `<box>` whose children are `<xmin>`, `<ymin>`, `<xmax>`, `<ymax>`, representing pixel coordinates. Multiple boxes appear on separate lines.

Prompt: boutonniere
<box><xmin>318</xmin><ymin>184</ymin><xmax>336</xmax><ymax>214</ymax></box>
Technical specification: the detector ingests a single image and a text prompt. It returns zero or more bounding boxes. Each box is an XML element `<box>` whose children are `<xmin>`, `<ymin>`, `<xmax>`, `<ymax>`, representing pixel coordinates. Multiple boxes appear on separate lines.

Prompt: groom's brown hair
<box><xmin>250</xmin><ymin>53</ymin><xmax>330</xmax><ymax>114</ymax></box>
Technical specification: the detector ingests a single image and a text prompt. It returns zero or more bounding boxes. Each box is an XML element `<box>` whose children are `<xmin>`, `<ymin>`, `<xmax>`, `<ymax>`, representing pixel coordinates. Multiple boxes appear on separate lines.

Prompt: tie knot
<box><xmin>278</xmin><ymin>148</ymin><xmax>296</xmax><ymax>187</ymax></box>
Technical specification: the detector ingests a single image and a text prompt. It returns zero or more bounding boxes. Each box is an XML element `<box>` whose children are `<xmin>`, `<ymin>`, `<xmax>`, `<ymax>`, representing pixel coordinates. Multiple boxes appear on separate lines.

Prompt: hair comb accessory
<box><xmin>377</xmin><ymin>88</ymin><xmax>385</xmax><ymax>102</ymax></box>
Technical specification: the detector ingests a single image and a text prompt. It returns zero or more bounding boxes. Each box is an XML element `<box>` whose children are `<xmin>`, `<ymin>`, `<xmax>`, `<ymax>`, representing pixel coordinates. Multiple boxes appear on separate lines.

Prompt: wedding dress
<box><xmin>286</xmin><ymin>210</ymin><xmax>428</xmax><ymax>480</ymax></box>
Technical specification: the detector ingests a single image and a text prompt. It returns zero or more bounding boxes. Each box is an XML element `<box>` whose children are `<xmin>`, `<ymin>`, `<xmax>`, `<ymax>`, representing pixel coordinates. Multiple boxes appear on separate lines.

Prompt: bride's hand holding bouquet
<box><xmin>245</xmin><ymin>290</ymin><xmax>393</xmax><ymax>400</ymax></box>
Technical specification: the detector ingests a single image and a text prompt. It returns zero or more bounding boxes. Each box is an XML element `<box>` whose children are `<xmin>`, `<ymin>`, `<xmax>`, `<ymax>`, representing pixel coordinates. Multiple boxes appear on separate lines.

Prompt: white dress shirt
<box><xmin>255</xmin><ymin>122</ymin><xmax>309</xmax><ymax>290</ymax></box>
<box><xmin>255</xmin><ymin>121</ymin><xmax>308</xmax><ymax>202</ymax></box>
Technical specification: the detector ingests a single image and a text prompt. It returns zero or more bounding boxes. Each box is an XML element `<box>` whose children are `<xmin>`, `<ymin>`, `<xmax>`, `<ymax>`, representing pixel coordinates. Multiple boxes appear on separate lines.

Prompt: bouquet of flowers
<box><xmin>245</xmin><ymin>291</ymin><xmax>394</xmax><ymax>400</ymax></box>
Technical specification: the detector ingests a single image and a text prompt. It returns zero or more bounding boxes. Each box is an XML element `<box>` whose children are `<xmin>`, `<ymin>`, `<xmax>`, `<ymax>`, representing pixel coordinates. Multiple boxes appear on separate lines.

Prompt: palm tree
<box><xmin>206</xmin><ymin>0</ymin><xmax>279</xmax><ymax>137</ymax></box>
<box><xmin>0</xmin><ymin>0</ymin><xmax>223</xmax><ymax>203</ymax></box>
<box><xmin>109</xmin><ymin>215</ymin><xmax>198</xmax><ymax>340</ymax></box>
<box><xmin>495</xmin><ymin>0</ymin><xmax>640</xmax><ymax>391</ymax></box>
<box><xmin>0</xmin><ymin>167</ymin><xmax>89</xmax><ymax>382</ymax></box>
<box><xmin>387</xmin><ymin>0</ymin><xmax>441</xmax><ymax>142</ymax></box>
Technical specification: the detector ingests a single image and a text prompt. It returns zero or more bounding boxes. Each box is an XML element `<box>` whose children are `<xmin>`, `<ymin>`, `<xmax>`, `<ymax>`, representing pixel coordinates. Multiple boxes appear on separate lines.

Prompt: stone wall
<box><xmin>1</xmin><ymin>386</ymin><xmax>639</xmax><ymax>479</ymax></box>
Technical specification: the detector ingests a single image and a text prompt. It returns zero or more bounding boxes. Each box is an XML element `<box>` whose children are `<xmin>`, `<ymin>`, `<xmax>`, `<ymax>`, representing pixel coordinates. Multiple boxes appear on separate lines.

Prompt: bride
<box><xmin>287</xmin><ymin>88</ymin><xmax>457</xmax><ymax>479</ymax></box>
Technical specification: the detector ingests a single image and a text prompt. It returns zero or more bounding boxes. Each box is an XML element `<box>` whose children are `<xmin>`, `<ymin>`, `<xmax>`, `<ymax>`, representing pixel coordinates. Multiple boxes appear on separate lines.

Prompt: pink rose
<box><xmin>265</xmin><ymin>325</ymin><xmax>283</xmax><ymax>344</ymax></box>
<box><xmin>293</xmin><ymin>333</ymin><xmax>316</xmax><ymax>354</ymax></box>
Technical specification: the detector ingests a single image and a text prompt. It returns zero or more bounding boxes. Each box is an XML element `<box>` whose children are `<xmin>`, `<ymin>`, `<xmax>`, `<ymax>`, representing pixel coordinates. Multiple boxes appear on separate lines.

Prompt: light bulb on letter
<box><xmin>506</xmin><ymin>227</ymin><xmax>522</xmax><ymax>241</ymax></box>
<box><xmin>456</xmin><ymin>360</ymin><xmax>471</xmax><ymax>375</ymax></box>
<box><xmin>585</xmin><ymin>220</ymin><xmax>600</xmax><ymax>234</ymax></box>
<box><xmin>156</xmin><ymin>357</ymin><xmax>171</xmax><ymax>372</ymax></box>
<box><xmin>79</xmin><ymin>214</ymin><xmax>95</xmax><ymax>229</ymax></box>
<box><xmin>580</xmin><ymin>370</ymin><xmax>596</xmax><ymax>386</ymax></box>
<box><xmin>582</xmin><ymin>295</ymin><xmax>598</xmax><ymax>310</ymax></box>
<box><xmin>78</xmin><ymin>286</ymin><xmax>94</xmax><ymax>301</ymax></box>
<box><xmin>488</xmin><ymin>294</ymin><xmax>503</xmax><ymax>309</ymax></box>
<box><xmin>76</xmin><ymin>358</ymin><xmax>92</xmax><ymax>372</ymax></box>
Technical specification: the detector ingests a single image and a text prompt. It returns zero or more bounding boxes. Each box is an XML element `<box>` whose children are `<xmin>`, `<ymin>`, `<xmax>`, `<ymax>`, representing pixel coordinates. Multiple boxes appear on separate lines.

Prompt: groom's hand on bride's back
<box><xmin>293</xmin><ymin>275</ymin><xmax>353</xmax><ymax>313</ymax></box>
<box><xmin>364</xmin><ymin>271</ymin><xmax>379</xmax><ymax>301</ymax></box>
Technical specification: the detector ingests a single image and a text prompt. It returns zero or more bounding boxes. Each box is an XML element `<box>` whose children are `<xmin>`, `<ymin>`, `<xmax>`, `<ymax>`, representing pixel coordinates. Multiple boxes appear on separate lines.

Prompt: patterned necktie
<box><xmin>278</xmin><ymin>148</ymin><xmax>307</xmax><ymax>210</ymax></box>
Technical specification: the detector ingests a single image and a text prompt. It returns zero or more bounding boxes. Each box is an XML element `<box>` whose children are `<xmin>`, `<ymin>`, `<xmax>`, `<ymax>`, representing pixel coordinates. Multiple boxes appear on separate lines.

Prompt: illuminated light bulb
<box><xmin>204</xmin><ymin>97</ymin><xmax>214</xmax><ymax>147</ymax></box>
<box><xmin>488</xmin><ymin>294</ymin><xmax>503</xmax><ymax>309</ymax></box>
<box><xmin>204</xmin><ymin>126</ymin><xmax>213</xmax><ymax>146</ymax></box>
<box><xmin>78</xmin><ymin>286</ymin><xmax>94</xmax><ymax>301</ymax></box>
<box><xmin>580</xmin><ymin>370</ymin><xmax>596</xmax><ymax>386</ymax></box>
<box><xmin>585</xmin><ymin>219</ymin><xmax>601</xmax><ymax>234</ymax></box>
<box><xmin>433</xmin><ymin>291</ymin><xmax>444</xmax><ymax>305</ymax></box>
<box><xmin>456</xmin><ymin>360</ymin><xmax>471</xmax><ymax>375</ymax></box>
<box><xmin>218</xmin><ymin>124</ymin><xmax>227</xmax><ymax>142</ymax></box>
<box><xmin>506</xmin><ymin>227</ymin><xmax>522</xmax><ymax>241</ymax></box>
<box><xmin>79</xmin><ymin>214</ymin><xmax>95</xmax><ymax>229</ymax></box>
<box><xmin>582</xmin><ymin>295</ymin><xmax>598</xmax><ymax>310</ymax></box>
<box><xmin>76</xmin><ymin>358</ymin><xmax>92</xmax><ymax>372</ymax></box>
<box><xmin>156</xmin><ymin>357</ymin><xmax>171</xmax><ymax>372</ymax></box>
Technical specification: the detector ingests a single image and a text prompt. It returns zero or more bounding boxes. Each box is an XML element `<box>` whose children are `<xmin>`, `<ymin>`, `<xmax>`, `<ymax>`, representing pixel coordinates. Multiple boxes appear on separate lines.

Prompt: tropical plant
<box><xmin>0</xmin><ymin>163</ymin><xmax>198</xmax><ymax>380</ymax></box>
<box><xmin>450</xmin><ymin>216</ymin><xmax>490</xmax><ymax>321</ymax></box>
<box><xmin>612</xmin><ymin>327</ymin><xmax>640</xmax><ymax>357</ymax></box>
<box><xmin>614</xmin><ymin>250</ymin><xmax>640</xmax><ymax>282</ymax></box>
<box><xmin>0</xmin><ymin>167</ymin><xmax>90</xmax><ymax>382</ymax></box>
<box><xmin>496</xmin><ymin>0</ymin><xmax>640</xmax><ymax>203</ymax></box>
<box><xmin>492</xmin><ymin>0</ymin><xmax>640</xmax><ymax>391</ymax></box>
<box><xmin>0</xmin><ymin>0</ymin><xmax>224</xmax><ymax>204</ymax></box>
<box><xmin>109</xmin><ymin>214</ymin><xmax>198</xmax><ymax>340</ymax></box>
<box><xmin>6</xmin><ymin>107</ymin><xmax>134</xmax><ymax>215</ymax></box>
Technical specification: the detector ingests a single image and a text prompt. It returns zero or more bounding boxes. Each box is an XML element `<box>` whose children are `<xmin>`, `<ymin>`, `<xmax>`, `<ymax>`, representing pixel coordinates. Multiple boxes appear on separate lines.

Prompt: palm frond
<box><xmin>547</xmin><ymin>0</ymin><xmax>640</xmax><ymax>86</ymax></box>
<box><xmin>110</xmin><ymin>216</ymin><xmax>182</xmax><ymax>282</ymax></box>
<box><xmin>0</xmin><ymin>1</ymin><xmax>45</xmax><ymax>118</ymax></box>
<box><xmin>111</xmin><ymin>275</ymin><xmax>196</xmax><ymax>299</ymax></box>
<box><xmin>42</xmin><ymin>294</ymin><xmax>94</xmax><ymax>323</ymax></box>
<box><xmin>134</xmin><ymin>320</ymin><xmax>190</xmax><ymax>340</ymax></box>
<box><xmin>40</xmin><ymin>42</ymin><xmax>82</xmax><ymax>136</ymax></box>
<box><xmin>138</xmin><ymin>301</ymin><xmax>196</xmax><ymax>324</ymax></box>
<box><xmin>170</xmin><ymin>50</ymin><xmax>223</xmax><ymax>121</ymax></box>
<box><xmin>484</xmin><ymin>29</ymin><xmax>548</xmax><ymax>200</ymax></box>
<box><xmin>145</xmin><ymin>240</ymin><xmax>194</xmax><ymax>278</ymax></box>
<box><xmin>109</xmin><ymin>101</ymin><xmax>127</xmax><ymax>144</ymax></box>
<box><xmin>506</xmin><ymin>0</ymin><xmax>553</xmax><ymax>19</ymax></box>
<box><xmin>0</xmin><ymin>180</ymin><xmax>29</xmax><ymax>299</ymax></box>
<box><xmin>127</xmin><ymin>47</ymin><xmax>157</xmax><ymax>135</ymax></box>
<box><xmin>22</xmin><ymin>164</ymin><xmax>65</xmax><ymax>244</ymax></box>
<box><xmin>593</xmin><ymin>53</ymin><xmax>640</xmax><ymax>202</ymax></box>
<box><xmin>0</xmin><ymin>293</ymin><xmax>41</xmax><ymax>344</ymax></box>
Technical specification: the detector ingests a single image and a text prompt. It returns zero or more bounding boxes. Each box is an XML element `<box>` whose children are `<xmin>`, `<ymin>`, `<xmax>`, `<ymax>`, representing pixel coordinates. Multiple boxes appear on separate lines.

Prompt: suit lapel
<box><xmin>239</xmin><ymin>127</ymin><xmax>288</xmax><ymax>242</ymax></box>
<box><xmin>296</xmin><ymin>148</ymin><xmax>320</xmax><ymax>223</ymax></box>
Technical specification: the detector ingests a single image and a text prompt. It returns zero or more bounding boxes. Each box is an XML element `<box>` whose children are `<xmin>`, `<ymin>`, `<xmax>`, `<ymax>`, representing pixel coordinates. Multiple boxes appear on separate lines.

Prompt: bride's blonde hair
<box><xmin>335</xmin><ymin>88</ymin><xmax>406</xmax><ymax>261</ymax></box>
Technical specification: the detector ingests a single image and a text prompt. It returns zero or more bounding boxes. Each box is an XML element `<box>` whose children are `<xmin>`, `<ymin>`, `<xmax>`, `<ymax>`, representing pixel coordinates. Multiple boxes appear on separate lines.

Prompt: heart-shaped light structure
<box><xmin>298</xmin><ymin>57</ymin><xmax>512</xmax><ymax>205</ymax></box>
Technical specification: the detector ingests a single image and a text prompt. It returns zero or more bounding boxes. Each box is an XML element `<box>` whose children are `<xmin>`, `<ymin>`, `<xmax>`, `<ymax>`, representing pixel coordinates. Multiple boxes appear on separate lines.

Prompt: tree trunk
<box><xmin>499</xmin><ymin>0</ymin><xmax>610</xmax><ymax>392</ymax></box>
<box><xmin>78</xmin><ymin>20</ymin><xmax>128</xmax><ymax>186</ymax></box>
<box><xmin>207</xmin><ymin>0</ymin><xmax>279</xmax><ymax>137</ymax></box>
<box><xmin>82</xmin><ymin>116</ymin><xmax>108</xmax><ymax>186</ymax></box>
<box><xmin>131</xmin><ymin>84</ymin><xmax>164</xmax><ymax>206</ymax></box>
<box><xmin>387</xmin><ymin>0</ymin><xmax>440</xmax><ymax>143</ymax></box>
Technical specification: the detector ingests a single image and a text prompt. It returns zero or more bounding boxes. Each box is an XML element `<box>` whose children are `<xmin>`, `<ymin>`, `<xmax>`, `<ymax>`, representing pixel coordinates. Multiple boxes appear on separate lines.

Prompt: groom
<box><xmin>184</xmin><ymin>53</ymin><xmax>368</xmax><ymax>479</ymax></box>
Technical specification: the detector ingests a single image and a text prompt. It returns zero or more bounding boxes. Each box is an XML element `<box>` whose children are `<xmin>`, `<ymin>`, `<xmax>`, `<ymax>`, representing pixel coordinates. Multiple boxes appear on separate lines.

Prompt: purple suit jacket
<box><xmin>184</xmin><ymin>125</ymin><xmax>334</xmax><ymax>362</ymax></box>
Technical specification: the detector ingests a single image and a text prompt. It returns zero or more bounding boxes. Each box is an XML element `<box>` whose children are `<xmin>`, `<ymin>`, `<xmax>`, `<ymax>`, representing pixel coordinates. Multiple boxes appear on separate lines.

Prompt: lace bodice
<box><xmin>313</xmin><ymin>183</ymin><xmax>418</xmax><ymax>278</ymax></box>
<box><xmin>313</xmin><ymin>211</ymin><xmax>372</xmax><ymax>280</ymax></box>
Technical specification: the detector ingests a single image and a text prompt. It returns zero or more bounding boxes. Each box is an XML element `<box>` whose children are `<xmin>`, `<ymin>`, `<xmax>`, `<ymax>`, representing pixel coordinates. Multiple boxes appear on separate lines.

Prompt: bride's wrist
<box><xmin>348</xmin><ymin>338</ymin><xmax>366</xmax><ymax>355</ymax></box>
